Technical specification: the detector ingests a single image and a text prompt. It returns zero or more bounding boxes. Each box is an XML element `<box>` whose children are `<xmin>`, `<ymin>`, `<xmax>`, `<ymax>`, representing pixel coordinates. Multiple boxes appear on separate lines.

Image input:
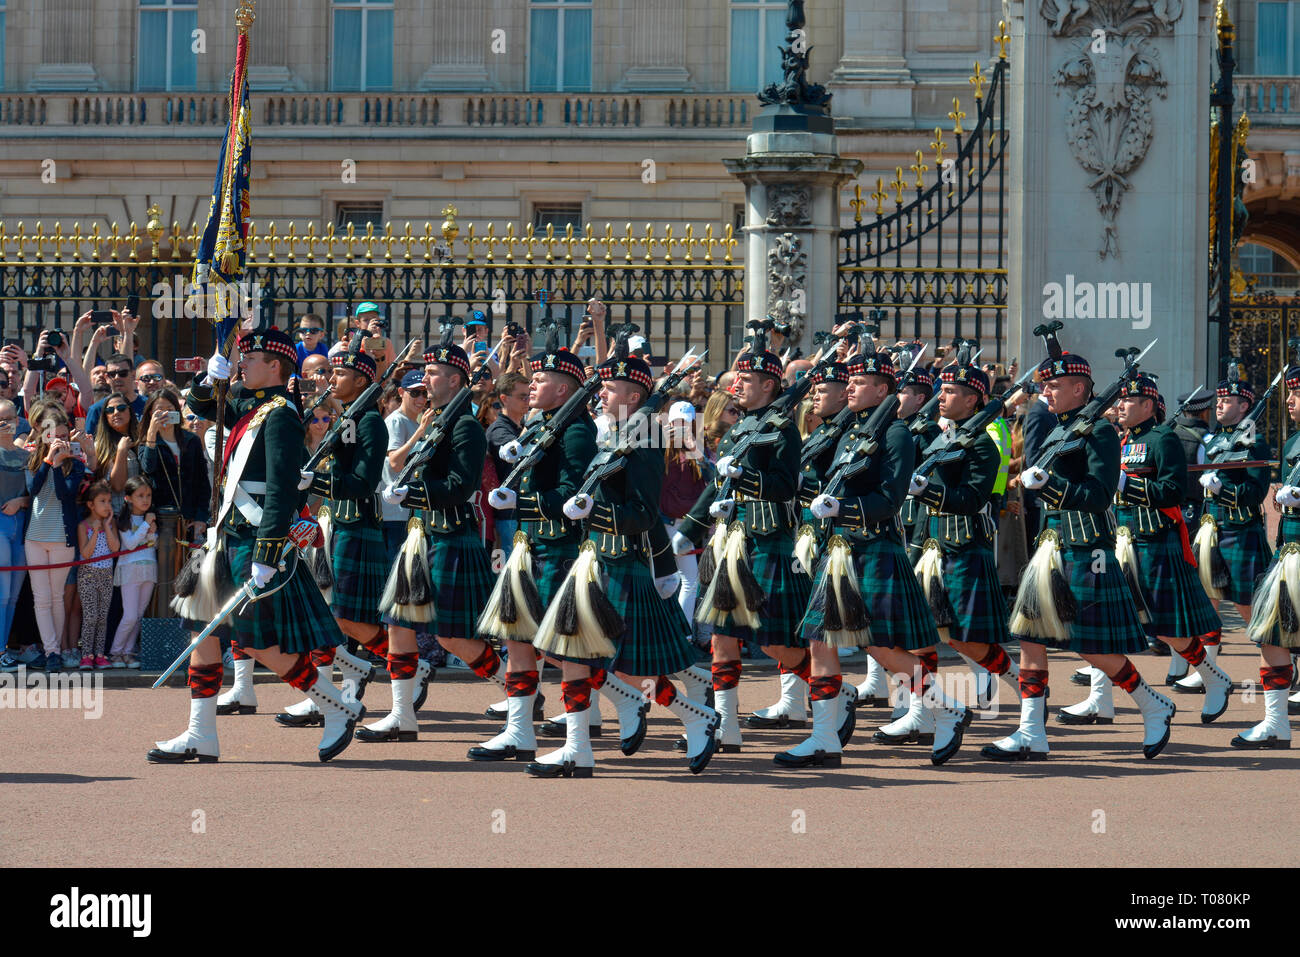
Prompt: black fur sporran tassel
<box><xmin>1051</xmin><ymin>566</ymin><xmax>1076</xmax><ymax>623</ymax></box>
<box><xmin>556</xmin><ymin>576</ymin><xmax>579</xmax><ymax>635</ymax></box>
<box><xmin>519</xmin><ymin>570</ymin><xmax>544</xmax><ymax>622</ymax></box>
<box><xmin>394</xmin><ymin>555</ymin><xmax>411</xmax><ymax>605</ymax></box>
<box><xmin>499</xmin><ymin>568</ymin><xmax>518</xmax><ymax>624</ymax></box>
<box><xmin>408</xmin><ymin>557</ymin><xmax>431</xmax><ymax>605</ymax></box>
<box><xmin>1281</xmin><ymin>577</ymin><xmax>1299</xmax><ymax>634</ymax></box>
<box><xmin>588</xmin><ymin>579</ymin><xmax>625</xmax><ymax>639</ymax></box>
<box><xmin>174</xmin><ymin>548</ymin><xmax>201</xmax><ymax>598</ymax></box>
<box><xmin>1209</xmin><ymin>546</ymin><xmax>1230</xmax><ymax>590</ymax></box>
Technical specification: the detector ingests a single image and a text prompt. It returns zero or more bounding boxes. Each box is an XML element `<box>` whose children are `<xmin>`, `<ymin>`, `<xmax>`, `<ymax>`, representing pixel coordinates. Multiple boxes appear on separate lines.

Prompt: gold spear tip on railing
<box><xmin>1216</xmin><ymin>0</ymin><xmax>1234</xmax><ymax>43</ymax></box>
<box><xmin>236</xmin><ymin>1</ymin><xmax>256</xmax><ymax>34</ymax></box>
<box><xmin>995</xmin><ymin>20</ymin><xmax>1010</xmax><ymax>60</ymax></box>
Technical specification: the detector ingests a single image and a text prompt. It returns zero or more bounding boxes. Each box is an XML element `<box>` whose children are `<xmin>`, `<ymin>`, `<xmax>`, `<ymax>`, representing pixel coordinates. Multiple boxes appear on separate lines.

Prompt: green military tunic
<box><xmin>912</xmin><ymin>413</ymin><xmax>1010</xmax><ymax>646</ymax></box>
<box><xmin>513</xmin><ymin>407</ymin><xmax>598</xmax><ymax>613</ymax></box>
<box><xmin>681</xmin><ymin>402</ymin><xmax>811</xmax><ymax>648</ymax></box>
<box><xmin>1277</xmin><ymin>430</ymin><xmax>1300</xmax><ymax>547</ymax></box>
<box><xmin>798</xmin><ymin>412</ymin><xmax>850</xmax><ymax>537</ymax></box>
<box><xmin>1115</xmin><ymin>417</ymin><xmax>1222</xmax><ymax>641</ymax></box>
<box><xmin>187</xmin><ymin>378</ymin><xmax>343</xmax><ymax>655</ymax></box>
<box><xmin>585</xmin><ymin>422</ymin><xmax>695</xmax><ymax>676</ymax></box>
<box><xmin>902</xmin><ymin>411</ymin><xmax>943</xmax><ymax>561</ymax></box>
<box><xmin>1013</xmin><ymin>410</ymin><xmax>1147</xmax><ymax>655</ymax></box>
<box><xmin>309</xmin><ymin>405</ymin><xmax>387</xmax><ymax>624</ymax></box>
<box><xmin>388</xmin><ymin>404</ymin><xmax>495</xmax><ymax>639</ymax></box>
<box><xmin>1202</xmin><ymin>425</ymin><xmax>1273</xmax><ymax>606</ymax></box>
<box><xmin>801</xmin><ymin>407</ymin><xmax>940</xmax><ymax>650</ymax></box>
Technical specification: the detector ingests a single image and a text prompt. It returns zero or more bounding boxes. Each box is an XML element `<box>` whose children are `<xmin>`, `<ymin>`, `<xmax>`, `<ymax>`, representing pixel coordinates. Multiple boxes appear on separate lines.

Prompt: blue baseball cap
<box><xmin>465</xmin><ymin>310</ymin><xmax>488</xmax><ymax>328</ymax></box>
<box><xmin>355</xmin><ymin>301</ymin><xmax>382</xmax><ymax>317</ymax></box>
<box><xmin>400</xmin><ymin>370</ymin><xmax>424</xmax><ymax>389</ymax></box>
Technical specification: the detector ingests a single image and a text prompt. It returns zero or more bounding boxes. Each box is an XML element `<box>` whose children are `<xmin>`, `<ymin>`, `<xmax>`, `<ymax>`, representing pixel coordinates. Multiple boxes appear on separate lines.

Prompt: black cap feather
<box><xmin>1031</xmin><ymin>320</ymin><xmax>1065</xmax><ymax>360</ymax></box>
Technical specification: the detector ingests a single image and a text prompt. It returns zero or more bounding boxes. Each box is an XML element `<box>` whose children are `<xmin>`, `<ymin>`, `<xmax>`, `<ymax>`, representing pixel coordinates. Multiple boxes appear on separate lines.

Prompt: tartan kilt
<box><xmin>800</xmin><ymin>537</ymin><xmax>941</xmax><ymax>651</ymax></box>
<box><xmin>1010</xmin><ymin>544</ymin><xmax>1148</xmax><ymax>655</ymax></box>
<box><xmin>940</xmin><ymin>545</ymin><xmax>1011</xmax><ymax>646</ymax></box>
<box><xmin>530</xmin><ymin>537</ymin><xmax>580</xmax><ymax>608</ymax></box>
<box><xmin>1132</xmin><ymin>527</ymin><xmax>1222</xmax><ymax>641</ymax></box>
<box><xmin>713</xmin><ymin>531</ymin><xmax>811</xmax><ymax>649</ymax></box>
<box><xmin>225</xmin><ymin>537</ymin><xmax>344</xmax><ymax>655</ymax></box>
<box><xmin>383</xmin><ymin>529</ymin><xmax>495</xmax><ymax>639</ymax></box>
<box><xmin>329</xmin><ymin>521</ymin><xmax>386</xmax><ymax>625</ymax></box>
<box><xmin>1215</xmin><ymin>520</ymin><xmax>1271</xmax><ymax>606</ymax></box>
<box><xmin>600</xmin><ymin>557</ymin><xmax>696</xmax><ymax>676</ymax></box>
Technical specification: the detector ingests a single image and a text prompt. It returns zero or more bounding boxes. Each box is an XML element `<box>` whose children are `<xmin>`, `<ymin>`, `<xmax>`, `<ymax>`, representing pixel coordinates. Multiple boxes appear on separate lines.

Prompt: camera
<box><xmin>298</xmin><ymin>379</ymin><xmax>318</xmax><ymax>396</ymax></box>
<box><xmin>29</xmin><ymin>355</ymin><xmax>59</xmax><ymax>372</ymax></box>
<box><xmin>506</xmin><ymin>321</ymin><xmax>524</xmax><ymax>338</ymax></box>
<box><xmin>363</xmin><ymin>336</ymin><xmax>386</xmax><ymax>353</ymax></box>
<box><xmin>771</xmin><ymin>320</ymin><xmax>793</xmax><ymax>336</ymax></box>
<box><xmin>164</xmin><ymin>411</ymin><xmax>181</xmax><ymax>426</ymax></box>
<box><xmin>47</xmin><ymin>330</ymin><xmax>64</xmax><ymax>348</ymax></box>
<box><xmin>174</xmin><ymin>357</ymin><xmax>204</xmax><ymax>373</ymax></box>
<box><xmin>91</xmin><ymin>310</ymin><xmax>113</xmax><ymax>326</ymax></box>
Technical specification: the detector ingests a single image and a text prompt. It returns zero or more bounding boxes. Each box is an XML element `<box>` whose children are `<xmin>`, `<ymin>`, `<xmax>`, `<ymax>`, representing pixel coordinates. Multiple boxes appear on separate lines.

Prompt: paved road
<box><xmin>3</xmin><ymin>621</ymin><xmax>1293</xmax><ymax>868</ymax></box>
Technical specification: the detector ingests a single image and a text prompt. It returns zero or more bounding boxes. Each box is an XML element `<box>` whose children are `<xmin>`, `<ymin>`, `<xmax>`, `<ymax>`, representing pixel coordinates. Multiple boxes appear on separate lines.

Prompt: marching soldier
<box><xmin>475</xmin><ymin>338</ymin><xmax>598</xmax><ymax>761</ymax></box>
<box><xmin>1060</xmin><ymin>374</ymin><xmax>1232</xmax><ymax>726</ymax></box>
<box><xmin>371</xmin><ymin>335</ymin><xmax>501</xmax><ymax>741</ymax></box>
<box><xmin>904</xmin><ymin>354</ymin><xmax>1019</xmax><ymax>725</ymax></box>
<box><xmin>896</xmin><ymin>357</ymin><xmax>941</xmax><ymax>565</ymax></box>
<box><xmin>1236</xmin><ymin>360</ymin><xmax>1300</xmax><ymax>748</ymax></box>
<box><xmin>986</xmin><ymin>329</ymin><xmax>1175</xmax><ymax>762</ymax></box>
<box><xmin>276</xmin><ymin>343</ymin><xmax>395</xmax><ymax>728</ymax></box>
<box><xmin>149</xmin><ymin>328</ymin><xmax>363</xmax><ymax>764</ymax></box>
<box><xmin>1180</xmin><ymin>363</ymin><xmax>1272</xmax><ymax>696</ymax></box>
<box><xmin>674</xmin><ymin>333</ymin><xmax>839</xmax><ymax>755</ymax></box>
<box><xmin>799</xmin><ymin>347</ymin><xmax>969</xmax><ymax>767</ymax></box>
<box><xmin>530</xmin><ymin>344</ymin><xmax>719</xmax><ymax>777</ymax></box>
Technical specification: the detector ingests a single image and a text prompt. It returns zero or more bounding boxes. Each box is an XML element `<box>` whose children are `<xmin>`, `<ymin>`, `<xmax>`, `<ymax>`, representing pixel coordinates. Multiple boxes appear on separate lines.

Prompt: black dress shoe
<box><xmin>412</xmin><ymin>665</ymin><xmax>436</xmax><ymax>711</ymax></box>
<box><xmin>215</xmin><ymin>701</ymin><xmax>256</xmax><ymax>715</ymax></box>
<box><xmin>1171</xmin><ymin>682</ymin><xmax>1205</xmax><ymax>695</ymax></box>
<box><xmin>773</xmin><ymin>748</ymin><xmax>841</xmax><ymax>768</ymax></box>
<box><xmin>1057</xmin><ymin>708</ymin><xmax>1114</xmax><ymax>725</ymax></box>
<box><xmin>1142</xmin><ymin>719</ymin><xmax>1172</xmax><ymax>760</ymax></box>
<box><xmin>854</xmin><ymin>695</ymin><xmax>891</xmax><ymax>709</ymax></box>
<box><xmin>146</xmin><ymin>747</ymin><xmax>218</xmax><ymax>764</ymax></box>
<box><xmin>687</xmin><ymin>721</ymin><xmax>721</xmax><ymax>775</ymax></box>
<box><xmin>837</xmin><ymin>700</ymin><xmax>857</xmax><ymax>747</ymax></box>
<box><xmin>354</xmin><ymin>725</ymin><xmax>418</xmax><ymax>742</ymax></box>
<box><xmin>485</xmin><ymin>703</ymin><xmax>508</xmax><ymax>720</ymax></box>
<box><xmin>872</xmin><ymin>727</ymin><xmax>935</xmax><ymax>746</ymax></box>
<box><xmin>526</xmin><ymin>760</ymin><xmax>593</xmax><ymax>778</ymax></box>
<box><xmin>539</xmin><ymin>717</ymin><xmax>602</xmax><ymax>738</ymax></box>
<box><xmin>931</xmin><ymin>723</ymin><xmax>966</xmax><ymax>766</ymax></box>
<box><xmin>1163</xmin><ymin>672</ymin><xmax>1189</xmax><ymax>686</ymax></box>
<box><xmin>275</xmin><ymin>710</ymin><xmax>324</xmax><ymax>728</ymax></box>
<box><xmin>1229</xmin><ymin>733</ymin><xmax>1291</xmax><ymax>749</ymax></box>
<box><xmin>1290</xmin><ymin>699</ymin><xmax>1300</xmax><ymax>717</ymax></box>
<box><xmin>745</xmin><ymin>713</ymin><xmax>806</xmax><ymax>729</ymax></box>
<box><xmin>468</xmin><ymin>744</ymin><xmax>536</xmax><ymax>761</ymax></box>
<box><xmin>979</xmin><ymin>742</ymin><xmax>1047</xmax><ymax>761</ymax></box>
<box><xmin>1069</xmin><ymin>671</ymin><xmax>1091</xmax><ymax>687</ymax></box>
<box><xmin>678</xmin><ymin>734</ymin><xmax>739</xmax><ymax>752</ymax></box>
<box><xmin>320</xmin><ymin>706</ymin><xmax>364</xmax><ymax>763</ymax></box>
<box><xmin>620</xmin><ymin>707</ymin><xmax>649</xmax><ymax>756</ymax></box>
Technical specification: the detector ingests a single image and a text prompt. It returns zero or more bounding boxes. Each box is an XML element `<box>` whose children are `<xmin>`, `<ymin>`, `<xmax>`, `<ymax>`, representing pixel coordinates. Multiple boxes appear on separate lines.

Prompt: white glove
<box><xmin>207</xmin><ymin>351</ymin><xmax>231</xmax><ymax>382</ymax></box>
<box><xmin>297</xmin><ymin>470</ymin><xmax>314</xmax><ymax>491</ymax></box>
<box><xmin>500</xmin><ymin>440</ymin><xmax>523</xmax><ymax>464</ymax></box>
<box><xmin>1278</xmin><ymin>485</ymin><xmax>1300</xmax><ymax>507</ymax></box>
<box><xmin>250</xmin><ymin>561</ymin><xmax>276</xmax><ymax>589</ymax></box>
<box><xmin>1020</xmin><ymin>467</ymin><xmax>1048</xmax><ymax>490</ymax></box>
<box><xmin>716</xmin><ymin>455</ymin><xmax>743</xmax><ymax>480</ymax></box>
<box><xmin>671</xmin><ymin>531</ymin><xmax>693</xmax><ymax>555</ymax></box>
<box><xmin>488</xmin><ymin>487</ymin><xmax>516</xmax><ymax>510</ymax></box>
<box><xmin>908</xmin><ymin>474</ymin><xmax>929</xmax><ymax>497</ymax></box>
<box><xmin>1199</xmin><ymin>471</ymin><xmax>1222</xmax><ymax>495</ymax></box>
<box><xmin>708</xmin><ymin>498</ymin><xmax>735</xmax><ymax>519</ymax></box>
<box><xmin>654</xmin><ymin>572</ymin><xmax>682</xmax><ymax>600</ymax></box>
<box><xmin>563</xmin><ymin>494</ymin><xmax>593</xmax><ymax>520</ymax></box>
<box><xmin>382</xmin><ymin>484</ymin><xmax>408</xmax><ymax>506</ymax></box>
<box><xmin>810</xmin><ymin>494</ymin><xmax>839</xmax><ymax>519</ymax></box>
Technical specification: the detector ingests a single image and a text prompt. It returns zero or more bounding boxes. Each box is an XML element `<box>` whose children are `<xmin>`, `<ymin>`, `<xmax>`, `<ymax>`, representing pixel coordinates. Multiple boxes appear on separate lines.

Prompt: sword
<box><xmin>152</xmin><ymin>580</ymin><xmax>258</xmax><ymax>689</ymax></box>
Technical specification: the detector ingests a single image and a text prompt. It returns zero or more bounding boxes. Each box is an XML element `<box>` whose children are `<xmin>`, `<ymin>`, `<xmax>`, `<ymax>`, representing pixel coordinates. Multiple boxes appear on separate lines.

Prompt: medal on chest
<box><xmin>1121</xmin><ymin>442</ymin><xmax>1147</xmax><ymax>466</ymax></box>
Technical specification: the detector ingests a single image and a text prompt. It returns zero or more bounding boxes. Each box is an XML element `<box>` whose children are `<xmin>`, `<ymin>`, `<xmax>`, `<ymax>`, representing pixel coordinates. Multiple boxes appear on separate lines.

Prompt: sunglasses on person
<box><xmin>184</xmin><ymin>413</ymin><xmax>199</xmax><ymax>422</ymax></box>
<box><xmin>298</xmin><ymin>327</ymin><xmax>324</xmax><ymax>336</ymax></box>
<box><xmin>0</xmin><ymin>380</ymin><xmax>10</xmax><ymax>389</ymax></box>
<box><xmin>311</xmin><ymin>415</ymin><xmax>332</xmax><ymax>425</ymax></box>
<box><xmin>138</xmin><ymin>372</ymin><xmax>164</xmax><ymax>383</ymax></box>
<box><xmin>106</xmin><ymin>404</ymin><xmax>129</xmax><ymax>414</ymax></box>
<box><xmin>405</xmin><ymin>388</ymin><xmax>427</xmax><ymax>398</ymax></box>
<box><xmin>107</xmin><ymin>368</ymin><xmax>132</xmax><ymax>379</ymax></box>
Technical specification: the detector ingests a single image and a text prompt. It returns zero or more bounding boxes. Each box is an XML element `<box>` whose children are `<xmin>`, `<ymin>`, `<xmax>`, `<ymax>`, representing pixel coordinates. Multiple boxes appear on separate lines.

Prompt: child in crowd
<box><xmin>76</xmin><ymin>481</ymin><xmax>119</xmax><ymax>669</ymax></box>
<box><xmin>109</xmin><ymin>476</ymin><xmax>157</xmax><ymax>668</ymax></box>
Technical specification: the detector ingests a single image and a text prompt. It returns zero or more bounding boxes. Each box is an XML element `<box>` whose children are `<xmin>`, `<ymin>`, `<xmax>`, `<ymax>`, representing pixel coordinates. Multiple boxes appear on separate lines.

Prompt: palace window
<box><xmin>138</xmin><ymin>0</ymin><xmax>198</xmax><ymax>91</ymax></box>
<box><xmin>533</xmin><ymin>204</ymin><xmax>584</xmax><ymax>233</ymax></box>
<box><xmin>332</xmin><ymin>0</ymin><xmax>394</xmax><ymax>92</ymax></box>
<box><xmin>529</xmin><ymin>0</ymin><xmax>592</xmax><ymax>92</ymax></box>
<box><xmin>730</xmin><ymin>0</ymin><xmax>787</xmax><ymax>93</ymax></box>
<box><xmin>1257</xmin><ymin>2</ymin><xmax>1300</xmax><ymax>74</ymax></box>
<box><xmin>335</xmin><ymin>202</ymin><xmax>386</xmax><ymax>230</ymax></box>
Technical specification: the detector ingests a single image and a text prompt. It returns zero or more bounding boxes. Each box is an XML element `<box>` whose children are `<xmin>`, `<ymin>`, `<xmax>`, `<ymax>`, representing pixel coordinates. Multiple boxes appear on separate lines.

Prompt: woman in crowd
<box><xmin>0</xmin><ymin>399</ymin><xmax>29</xmax><ymax>646</ymax></box>
<box><xmin>93</xmin><ymin>391</ymin><xmax>141</xmax><ymax>515</ymax></box>
<box><xmin>700</xmin><ymin>389</ymin><xmax>741</xmax><ymax>461</ymax></box>
<box><xmin>306</xmin><ymin>406</ymin><xmax>333</xmax><ymax>457</ymax></box>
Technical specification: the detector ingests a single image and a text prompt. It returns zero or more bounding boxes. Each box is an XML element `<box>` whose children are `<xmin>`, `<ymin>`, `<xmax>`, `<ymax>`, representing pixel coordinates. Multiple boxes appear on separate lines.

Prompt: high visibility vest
<box><xmin>986</xmin><ymin>417</ymin><xmax>1012</xmax><ymax>497</ymax></box>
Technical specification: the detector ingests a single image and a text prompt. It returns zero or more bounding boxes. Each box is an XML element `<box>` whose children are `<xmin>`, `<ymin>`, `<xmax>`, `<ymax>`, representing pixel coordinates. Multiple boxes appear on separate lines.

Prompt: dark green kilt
<box><xmin>329</xmin><ymin>521</ymin><xmax>386</xmax><ymax>625</ymax></box>
<box><xmin>1281</xmin><ymin>513</ymin><xmax>1300</xmax><ymax>546</ymax></box>
<box><xmin>713</xmin><ymin>531</ymin><xmax>811</xmax><ymax>649</ymax></box>
<box><xmin>1131</xmin><ymin>527</ymin><xmax>1222</xmax><ymax>641</ymax></box>
<box><xmin>226</xmin><ymin>536</ymin><xmax>344</xmax><ymax>655</ymax></box>
<box><xmin>1215</xmin><ymin>520</ymin><xmax>1271</xmax><ymax>606</ymax></box>
<box><xmin>1010</xmin><ymin>544</ymin><xmax>1149</xmax><ymax>655</ymax></box>
<box><xmin>800</xmin><ymin>537</ymin><xmax>941</xmax><ymax>651</ymax></box>
<box><xmin>530</xmin><ymin>537</ymin><xmax>580</xmax><ymax>608</ymax></box>
<box><xmin>941</xmin><ymin>545</ymin><xmax>1011</xmax><ymax>646</ymax></box>
<box><xmin>600</xmin><ymin>557</ymin><xmax>696</xmax><ymax>676</ymax></box>
<box><xmin>383</xmin><ymin>529</ymin><xmax>495</xmax><ymax>638</ymax></box>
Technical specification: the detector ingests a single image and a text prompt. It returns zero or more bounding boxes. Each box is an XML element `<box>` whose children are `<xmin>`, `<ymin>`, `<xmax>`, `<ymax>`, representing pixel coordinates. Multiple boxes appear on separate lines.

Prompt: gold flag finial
<box><xmin>1216</xmin><ymin>0</ymin><xmax>1234</xmax><ymax>45</ymax></box>
<box><xmin>969</xmin><ymin>61</ymin><xmax>986</xmax><ymax>101</ymax></box>
<box><xmin>236</xmin><ymin>1</ymin><xmax>256</xmax><ymax>34</ymax></box>
<box><xmin>995</xmin><ymin>20</ymin><xmax>1010</xmax><ymax>61</ymax></box>
<box><xmin>949</xmin><ymin>98</ymin><xmax>966</xmax><ymax>135</ymax></box>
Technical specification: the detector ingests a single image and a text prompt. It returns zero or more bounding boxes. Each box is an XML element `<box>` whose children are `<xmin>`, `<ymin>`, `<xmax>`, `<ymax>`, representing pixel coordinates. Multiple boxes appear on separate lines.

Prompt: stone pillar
<box><xmin>32</xmin><ymin>0</ymin><xmax>101</xmax><ymax>90</ymax></box>
<box><xmin>826</xmin><ymin>0</ymin><xmax>913</xmax><ymax>123</ymax></box>
<box><xmin>1006</xmin><ymin>0</ymin><xmax>1215</xmax><ymax>398</ymax></box>
<box><xmin>418</xmin><ymin>0</ymin><xmax>490</xmax><ymax>89</ymax></box>
<box><xmin>247</xmin><ymin>0</ymin><xmax>300</xmax><ymax>91</ymax></box>
<box><xmin>617</xmin><ymin>0</ymin><xmax>690</xmax><ymax>91</ymax></box>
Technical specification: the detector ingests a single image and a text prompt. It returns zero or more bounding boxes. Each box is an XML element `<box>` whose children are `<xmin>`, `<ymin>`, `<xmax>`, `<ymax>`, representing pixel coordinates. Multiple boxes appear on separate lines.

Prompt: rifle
<box><xmin>303</xmin><ymin>338</ymin><xmax>419</xmax><ymax>472</ymax></box>
<box><xmin>300</xmin><ymin>385</ymin><xmax>334</xmax><ymax>423</ymax></box>
<box><xmin>392</xmin><ymin>343</ymin><xmax>500</xmax><ymax>488</ymax></box>
<box><xmin>912</xmin><ymin>365</ymin><xmax>1036</xmax><ymax>480</ymax></box>
<box><xmin>1027</xmin><ymin>340</ymin><xmax>1157</xmax><ymax>475</ymax></box>
<box><xmin>1203</xmin><ymin>369</ymin><xmax>1284</xmax><ymax>463</ymax></box>
<box><xmin>801</xmin><ymin>405</ymin><xmax>855</xmax><ymax>468</ymax></box>
<box><xmin>817</xmin><ymin>393</ymin><xmax>904</xmax><ymax>499</ymax></box>
<box><xmin>1166</xmin><ymin>384</ymin><xmax>1207</xmax><ymax>425</ymax></box>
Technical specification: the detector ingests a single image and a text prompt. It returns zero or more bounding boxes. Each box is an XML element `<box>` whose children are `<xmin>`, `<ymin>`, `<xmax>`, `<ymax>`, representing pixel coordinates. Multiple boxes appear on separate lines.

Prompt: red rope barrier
<box><xmin>0</xmin><ymin>543</ymin><xmax>153</xmax><ymax>572</ymax></box>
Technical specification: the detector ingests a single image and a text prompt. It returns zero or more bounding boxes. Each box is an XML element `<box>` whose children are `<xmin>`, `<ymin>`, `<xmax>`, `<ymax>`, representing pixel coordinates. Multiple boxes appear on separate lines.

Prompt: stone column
<box><xmin>418</xmin><ymin>0</ymin><xmax>490</xmax><ymax>89</ymax></box>
<box><xmin>247</xmin><ymin>0</ymin><xmax>300</xmax><ymax>91</ymax></box>
<box><xmin>617</xmin><ymin>0</ymin><xmax>690</xmax><ymax>91</ymax></box>
<box><xmin>32</xmin><ymin>0</ymin><xmax>101</xmax><ymax>90</ymax></box>
<box><xmin>826</xmin><ymin>0</ymin><xmax>913</xmax><ymax>123</ymax></box>
<box><xmin>1006</xmin><ymin>0</ymin><xmax>1215</xmax><ymax>399</ymax></box>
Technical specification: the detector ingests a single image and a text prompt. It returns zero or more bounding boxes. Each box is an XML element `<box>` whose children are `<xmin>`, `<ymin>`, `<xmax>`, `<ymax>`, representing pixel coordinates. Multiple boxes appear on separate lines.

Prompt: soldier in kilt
<box><xmin>748</xmin><ymin>361</ymin><xmax>853</xmax><ymax>731</ymax></box>
<box><xmin>1060</xmin><ymin>374</ymin><xmax>1232</xmax><ymax>727</ymax></box>
<box><xmin>529</xmin><ymin>350</ymin><xmax>719</xmax><ymax>777</ymax></box>
<box><xmin>801</xmin><ymin>349</ymin><xmax>969</xmax><ymax>768</ymax></box>
<box><xmin>985</xmin><ymin>335</ymin><xmax>1175</xmax><ymax>762</ymax></box>
<box><xmin>895</xmin><ymin>359</ymin><xmax>941</xmax><ymax>565</ymax></box>
<box><xmin>275</xmin><ymin>344</ymin><xmax>392</xmax><ymax>729</ymax></box>
<box><xmin>1233</xmin><ymin>363</ymin><xmax>1300</xmax><ymax>748</ymax></box>
<box><xmin>675</xmin><ymin>342</ymin><xmax>823</xmax><ymax>756</ymax></box>
<box><xmin>369</xmin><ymin>341</ymin><xmax>500</xmax><ymax>742</ymax></box>
<box><xmin>474</xmin><ymin>342</ymin><xmax>597</xmax><ymax>762</ymax></box>
<box><xmin>1180</xmin><ymin>367</ymin><xmax>1271</xmax><ymax>695</ymax></box>
<box><xmin>905</xmin><ymin>357</ymin><xmax>1020</xmax><ymax>719</ymax></box>
<box><xmin>149</xmin><ymin>328</ymin><xmax>364</xmax><ymax>765</ymax></box>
